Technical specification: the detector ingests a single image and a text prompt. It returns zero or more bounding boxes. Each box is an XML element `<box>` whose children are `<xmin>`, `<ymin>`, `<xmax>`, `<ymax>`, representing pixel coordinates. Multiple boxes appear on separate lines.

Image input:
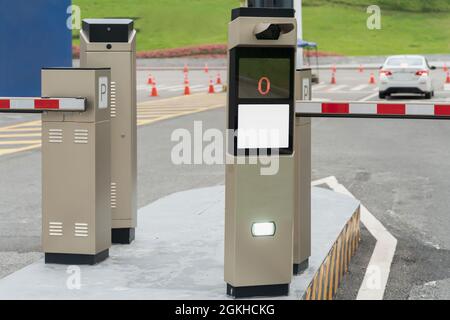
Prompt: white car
<box><xmin>379</xmin><ymin>55</ymin><xmax>436</xmax><ymax>99</ymax></box>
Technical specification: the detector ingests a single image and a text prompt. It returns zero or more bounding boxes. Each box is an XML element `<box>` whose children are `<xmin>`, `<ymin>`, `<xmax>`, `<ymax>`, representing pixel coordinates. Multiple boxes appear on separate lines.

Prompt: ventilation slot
<box><xmin>48</xmin><ymin>129</ymin><xmax>63</xmax><ymax>144</ymax></box>
<box><xmin>111</xmin><ymin>81</ymin><xmax>117</xmax><ymax>118</ymax></box>
<box><xmin>111</xmin><ymin>182</ymin><xmax>117</xmax><ymax>209</ymax></box>
<box><xmin>74</xmin><ymin>129</ymin><xmax>89</xmax><ymax>144</ymax></box>
<box><xmin>74</xmin><ymin>223</ymin><xmax>88</xmax><ymax>238</ymax></box>
<box><xmin>49</xmin><ymin>222</ymin><xmax>63</xmax><ymax>236</ymax></box>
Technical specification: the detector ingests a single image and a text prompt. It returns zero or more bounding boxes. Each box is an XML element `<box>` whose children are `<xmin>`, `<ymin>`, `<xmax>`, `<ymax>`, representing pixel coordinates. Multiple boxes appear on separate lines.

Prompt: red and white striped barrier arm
<box><xmin>296</xmin><ymin>101</ymin><xmax>450</xmax><ymax>119</ymax></box>
<box><xmin>0</xmin><ymin>97</ymin><xmax>86</xmax><ymax>112</ymax></box>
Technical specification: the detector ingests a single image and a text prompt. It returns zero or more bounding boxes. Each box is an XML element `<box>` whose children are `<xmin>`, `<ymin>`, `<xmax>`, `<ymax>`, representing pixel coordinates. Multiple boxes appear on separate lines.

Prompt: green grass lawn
<box><xmin>72</xmin><ymin>0</ymin><xmax>450</xmax><ymax>56</ymax></box>
<box><xmin>304</xmin><ymin>0</ymin><xmax>450</xmax><ymax>13</ymax></box>
<box><xmin>302</xmin><ymin>5</ymin><xmax>450</xmax><ymax>56</ymax></box>
<box><xmin>73</xmin><ymin>0</ymin><xmax>235</xmax><ymax>51</ymax></box>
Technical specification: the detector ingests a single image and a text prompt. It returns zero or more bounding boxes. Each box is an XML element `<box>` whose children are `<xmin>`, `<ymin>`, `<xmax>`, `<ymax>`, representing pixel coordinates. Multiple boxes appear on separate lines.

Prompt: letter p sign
<box><xmin>98</xmin><ymin>77</ymin><xmax>109</xmax><ymax>109</ymax></box>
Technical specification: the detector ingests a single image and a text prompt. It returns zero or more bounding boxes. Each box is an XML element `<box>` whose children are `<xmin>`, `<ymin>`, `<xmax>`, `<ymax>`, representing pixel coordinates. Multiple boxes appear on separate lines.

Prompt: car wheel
<box><xmin>425</xmin><ymin>92</ymin><xmax>432</xmax><ymax>99</ymax></box>
<box><xmin>379</xmin><ymin>92</ymin><xmax>386</xmax><ymax>99</ymax></box>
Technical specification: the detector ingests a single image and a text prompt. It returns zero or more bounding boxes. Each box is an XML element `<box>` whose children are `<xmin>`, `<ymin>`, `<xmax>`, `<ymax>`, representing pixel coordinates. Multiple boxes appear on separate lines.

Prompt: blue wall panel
<box><xmin>0</xmin><ymin>0</ymin><xmax>72</xmax><ymax>97</ymax></box>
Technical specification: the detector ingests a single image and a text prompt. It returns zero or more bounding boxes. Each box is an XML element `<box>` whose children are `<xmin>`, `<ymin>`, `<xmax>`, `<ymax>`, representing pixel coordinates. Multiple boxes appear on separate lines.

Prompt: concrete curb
<box><xmin>304</xmin><ymin>204</ymin><xmax>361</xmax><ymax>300</ymax></box>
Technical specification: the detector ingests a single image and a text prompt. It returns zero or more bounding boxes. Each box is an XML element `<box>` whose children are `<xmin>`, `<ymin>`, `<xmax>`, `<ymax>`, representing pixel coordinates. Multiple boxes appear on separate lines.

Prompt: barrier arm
<box><xmin>296</xmin><ymin>101</ymin><xmax>450</xmax><ymax>120</ymax></box>
<box><xmin>0</xmin><ymin>97</ymin><xmax>86</xmax><ymax>113</ymax></box>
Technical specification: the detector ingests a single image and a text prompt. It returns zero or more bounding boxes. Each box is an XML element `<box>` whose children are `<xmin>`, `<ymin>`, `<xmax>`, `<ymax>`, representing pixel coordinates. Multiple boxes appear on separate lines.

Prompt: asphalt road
<box><xmin>1</xmin><ymin>62</ymin><xmax>450</xmax><ymax>299</ymax></box>
<box><xmin>310</xmin><ymin>68</ymin><xmax>450</xmax><ymax>299</ymax></box>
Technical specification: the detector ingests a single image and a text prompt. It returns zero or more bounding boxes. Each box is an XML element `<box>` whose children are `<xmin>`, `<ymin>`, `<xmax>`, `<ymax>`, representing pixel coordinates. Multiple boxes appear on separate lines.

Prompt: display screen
<box><xmin>238</xmin><ymin>57</ymin><xmax>291</xmax><ymax>99</ymax></box>
<box><xmin>238</xmin><ymin>104</ymin><xmax>290</xmax><ymax>149</ymax></box>
<box><xmin>229</xmin><ymin>47</ymin><xmax>294</xmax><ymax>154</ymax></box>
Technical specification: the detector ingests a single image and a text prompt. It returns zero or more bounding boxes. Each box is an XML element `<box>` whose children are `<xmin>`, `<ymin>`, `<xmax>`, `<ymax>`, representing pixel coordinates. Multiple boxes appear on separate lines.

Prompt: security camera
<box><xmin>254</xmin><ymin>23</ymin><xmax>295</xmax><ymax>40</ymax></box>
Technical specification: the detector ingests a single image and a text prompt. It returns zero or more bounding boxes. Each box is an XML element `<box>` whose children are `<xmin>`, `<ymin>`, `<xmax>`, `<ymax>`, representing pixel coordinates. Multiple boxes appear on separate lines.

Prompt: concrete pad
<box><xmin>0</xmin><ymin>185</ymin><xmax>359</xmax><ymax>300</ymax></box>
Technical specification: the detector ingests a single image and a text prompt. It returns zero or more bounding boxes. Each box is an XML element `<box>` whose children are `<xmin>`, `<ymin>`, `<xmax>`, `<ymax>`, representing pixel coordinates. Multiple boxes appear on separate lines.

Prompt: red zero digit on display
<box><xmin>258</xmin><ymin>77</ymin><xmax>271</xmax><ymax>95</ymax></box>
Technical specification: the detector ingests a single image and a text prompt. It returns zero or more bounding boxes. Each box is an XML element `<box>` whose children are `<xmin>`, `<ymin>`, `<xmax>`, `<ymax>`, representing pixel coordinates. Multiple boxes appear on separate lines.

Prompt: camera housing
<box><xmin>254</xmin><ymin>23</ymin><xmax>295</xmax><ymax>40</ymax></box>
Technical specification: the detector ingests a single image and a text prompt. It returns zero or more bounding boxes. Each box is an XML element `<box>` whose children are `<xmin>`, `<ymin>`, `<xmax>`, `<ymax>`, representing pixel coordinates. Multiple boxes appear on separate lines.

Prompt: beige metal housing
<box><xmin>225</xmin><ymin>158</ymin><xmax>295</xmax><ymax>287</ymax></box>
<box><xmin>41</xmin><ymin>68</ymin><xmax>111</xmax><ymax>264</ymax></box>
<box><xmin>225</xmin><ymin>11</ymin><xmax>297</xmax><ymax>296</ymax></box>
<box><xmin>294</xmin><ymin>69</ymin><xmax>312</xmax><ymax>273</ymax></box>
<box><xmin>80</xmin><ymin>27</ymin><xmax>137</xmax><ymax>243</ymax></box>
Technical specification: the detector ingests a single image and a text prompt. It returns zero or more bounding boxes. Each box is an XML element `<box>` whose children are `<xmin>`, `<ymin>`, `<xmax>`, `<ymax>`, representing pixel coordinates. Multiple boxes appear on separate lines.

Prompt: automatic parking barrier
<box><xmin>1</xmin><ymin>68</ymin><xmax>113</xmax><ymax>265</ymax></box>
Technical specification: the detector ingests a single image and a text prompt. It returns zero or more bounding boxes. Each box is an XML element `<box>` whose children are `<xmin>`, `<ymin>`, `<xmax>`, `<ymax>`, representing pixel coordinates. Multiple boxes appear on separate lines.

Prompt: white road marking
<box><xmin>313</xmin><ymin>84</ymin><xmax>328</xmax><ymax>91</ymax></box>
<box><xmin>137</xmin><ymin>84</ymin><xmax>171</xmax><ymax>91</ymax></box>
<box><xmin>191</xmin><ymin>87</ymin><xmax>208</xmax><ymax>93</ymax></box>
<box><xmin>166</xmin><ymin>85</ymin><xmax>184</xmax><ymax>91</ymax></box>
<box><xmin>359</xmin><ymin>92</ymin><xmax>379</xmax><ymax>102</ymax></box>
<box><xmin>327</xmin><ymin>85</ymin><xmax>348</xmax><ymax>92</ymax></box>
<box><xmin>312</xmin><ymin>176</ymin><xmax>397</xmax><ymax>300</ymax></box>
<box><xmin>351</xmin><ymin>84</ymin><xmax>369</xmax><ymax>91</ymax></box>
<box><xmin>168</xmin><ymin>85</ymin><xmax>204</xmax><ymax>92</ymax></box>
<box><xmin>137</xmin><ymin>84</ymin><xmax>219</xmax><ymax>94</ymax></box>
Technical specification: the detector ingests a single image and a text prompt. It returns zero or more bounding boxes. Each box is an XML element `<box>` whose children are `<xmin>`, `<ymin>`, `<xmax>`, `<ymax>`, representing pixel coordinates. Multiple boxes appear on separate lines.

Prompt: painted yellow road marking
<box><xmin>0</xmin><ymin>96</ymin><xmax>225</xmax><ymax>157</ymax></box>
<box><xmin>0</xmin><ymin>128</ymin><xmax>41</xmax><ymax>133</ymax></box>
<box><xmin>0</xmin><ymin>140</ymin><xmax>41</xmax><ymax>145</ymax></box>
<box><xmin>0</xmin><ymin>144</ymin><xmax>41</xmax><ymax>156</ymax></box>
<box><xmin>0</xmin><ymin>133</ymin><xmax>41</xmax><ymax>138</ymax></box>
<box><xmin>0</xmin><ymin>120</ymin><xmax>41</xmax><ymax>129</ymax></box>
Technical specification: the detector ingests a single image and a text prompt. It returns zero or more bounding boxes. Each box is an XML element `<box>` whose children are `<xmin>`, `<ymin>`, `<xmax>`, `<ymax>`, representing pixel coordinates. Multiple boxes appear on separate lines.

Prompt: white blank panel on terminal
<box><xmin>237</xmin><ymin>104</ymin><xmax>290</xmax><ymax>149</ymax></box>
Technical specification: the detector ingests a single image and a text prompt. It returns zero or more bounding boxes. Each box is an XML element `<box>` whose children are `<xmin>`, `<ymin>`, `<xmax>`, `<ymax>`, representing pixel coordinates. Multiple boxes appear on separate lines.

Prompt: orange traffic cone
<box><xmin>369</xmin><ymin>72</ymin><xmax>376</xmax><ymax>84</ymax></box>
<box><xmin>330</xmin><ymin>72</ymin><xmax>337</xmax><ymax>84</ymax></box>
<box><xmin>147</xmin><ymin>75</ymin><xmax>154</xmax><ymax>85</ymax></box>
<box><xmin>208</xmin><ymin>79</ymin><xmax>215</xmax><ymax>94</ymax></box>
<box><xmin>446</xmin><ymin>72</ymin><xmax>450</xmax><ymax>84</ymax></box>
<box><xmin>151</xmin><ymin>81</ymin><xmax>158</xmax><ymax>97</ymax></box>
<box><xmin>444</xmin><ymin>64</ymin><xmax>448</xmax><ymax>73</ymax></box>
<box><xmin>204</xmin><ymin>63</ymin><xmax>209</xmax><ymax>73</ymax></box>
<box><xmin>184</xmin><ymin>80</ymin><xmax>191</xmax><ymax>96</ymax></box>
<box><xmin>216</xmin><ymin>72</ymin><xmax>222</xmax><ymax>85</ymax></box>
<box><xmin>331</xmin><ymin>64</ymin><xmax>337</xmax><ymax>73</ymax></box>
<box><xmin>183</xmin><ymin>64</ymin><xmax>189</xmax><ymax>74</ymax></box>
<box><xmin>359</xmin><ymin>65</ymin><xmax>364</xmax><ymax>73</ymax></box>
<box><xmin>184</xmin><ymin>73</ymin><xmax>189</xmax><ymax>85</ymax></box>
